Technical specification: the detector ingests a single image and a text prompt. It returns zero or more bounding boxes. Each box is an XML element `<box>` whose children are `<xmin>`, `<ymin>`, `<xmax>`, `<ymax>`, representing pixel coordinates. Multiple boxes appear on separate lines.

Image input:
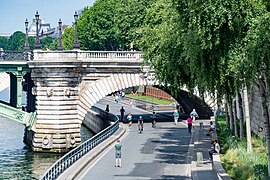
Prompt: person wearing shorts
<box><xmin>115</xmin><ymin>140</ymin><xmax>122</xmax><ymax>167</ymax></box>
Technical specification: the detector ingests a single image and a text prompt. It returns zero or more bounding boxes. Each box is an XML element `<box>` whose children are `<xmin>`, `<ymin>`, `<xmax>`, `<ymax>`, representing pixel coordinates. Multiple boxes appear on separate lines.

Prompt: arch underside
<box><xmin>78</xmin><ymin>73</ymin><xmax>149</xmax><ymax>121</ymax></box>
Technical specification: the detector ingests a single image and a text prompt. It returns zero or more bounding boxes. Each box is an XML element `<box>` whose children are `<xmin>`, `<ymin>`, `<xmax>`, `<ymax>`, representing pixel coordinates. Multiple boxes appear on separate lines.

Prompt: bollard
<box><xmin>197</xmin><ymin>152</ymin><xmax>203</xmax><ymax>166</ymax></box>
<box><xmin>199</xmin><ymin>122</ymin><xmax>204</xmax><ymax>131</ymax></box>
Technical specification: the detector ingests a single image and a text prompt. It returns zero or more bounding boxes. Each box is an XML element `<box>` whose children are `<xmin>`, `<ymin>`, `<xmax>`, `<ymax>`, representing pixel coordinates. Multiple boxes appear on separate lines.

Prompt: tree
<box><xmin>61</xmin><ymin>0</ymin><xmax>153</xmax><ymax>51</ymax></box>
<box><xmin>78</xmin><ymin>0</ymin><xmax>119</xmax><ymax>50</ymax></box>
<box><xmin>62</xmin><ymin>26</ymin><xmax>75</xmax><ymax>50</ymax></box>
<box><xmin>243</xmin><ymin>10</ymin><xmax>270</xmax><ymax>174</ymax></box>
<box><xmin>41</xmin><ymin>36</ymin><xmax>53</xmax><ymax>50</ymax></box>
<box><xmin>0</xmin><ymin>36</ymin><xmax>8</xmax><ymax>49</ymax></box>
<box><xmin>7</xmin><ymin>31</ymin><xmax>25</xmax><ymax>51</ymax></box>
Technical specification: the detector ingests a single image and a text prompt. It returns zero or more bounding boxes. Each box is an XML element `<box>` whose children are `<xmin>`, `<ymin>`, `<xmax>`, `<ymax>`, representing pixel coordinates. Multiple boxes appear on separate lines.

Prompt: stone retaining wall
<box><xmin>249</xmin><ymin>84</ymin><xmax>266</xmax><ymax>137</ymax></box>
<box><xmin>82</xmin><ymin>109</ymin><xmax>110</xmax><ymax>134</ymax></box>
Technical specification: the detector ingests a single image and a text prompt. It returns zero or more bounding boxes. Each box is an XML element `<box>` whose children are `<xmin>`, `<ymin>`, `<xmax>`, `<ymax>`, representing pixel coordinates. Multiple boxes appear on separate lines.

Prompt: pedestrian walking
<box><xmin>127</xmin><ymin>113</ymin><xmax>132</xmax><ymax>128</ymax></box>
<box><xmin>120</xmin><ymin>106</ymin><xmax>125</xmax><ymax>122</ymax></box>
<box><xmin>115</xmin><ymin>139</ymin><xmax>122</xmax><ymax>167</ymax></box>
<box><xmin>187</xmin><ymin>117</ymin><xmax>192</xmax><ymax>133</ymax></box>
<box><xmin>105</xmin><ymin>104</ymin><xmax>110</xmax><ymax>113</ymax></box>
<box><xmin>151</xmin><ymin>111</ymin><xmax>157</xmax><ymax>128</ymax></box>
<box><xmin>173</xmin><ymin>110</ymin><xmax>179</xmax><ymax>125</ymax></box>
<box><xmin>190</xmin><ymin>109</ymin><xmax>198</xmax><ymax>122</ymax></box>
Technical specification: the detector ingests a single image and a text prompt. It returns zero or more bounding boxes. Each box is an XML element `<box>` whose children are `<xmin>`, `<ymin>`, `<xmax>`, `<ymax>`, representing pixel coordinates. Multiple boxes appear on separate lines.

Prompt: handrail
<box><xmin>40</xmin><ymin>112</ymin><xmax>119</xmax><ymax>180</ymax></box>
<box><xmin>0</xmin><ymin>102</ymin><xmax>36</xmax><ymax>128</ymax></box>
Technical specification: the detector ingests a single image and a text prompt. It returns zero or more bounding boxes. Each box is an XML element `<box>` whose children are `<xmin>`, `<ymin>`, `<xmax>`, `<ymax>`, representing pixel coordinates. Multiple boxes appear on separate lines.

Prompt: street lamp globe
<box><xmin>25</xmin><ymin>18</ymin><xmax>29</xmax><ymax>28</ymax></box>
<box><xmin>35</xmin><ymin>11</ymin><xmax>39</xmax><ymax>21</ymax></box>
<box><xmin>74</xmin><ymin>11</ymin><xmax>78</xmax><ymax>21</ymax></box>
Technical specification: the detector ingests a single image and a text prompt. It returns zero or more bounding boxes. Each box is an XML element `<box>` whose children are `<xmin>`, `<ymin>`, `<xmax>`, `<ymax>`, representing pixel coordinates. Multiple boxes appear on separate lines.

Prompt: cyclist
<box><xmin>138</xmin><ymin>116</ymin><xmax>144</xmax><ymax>133</ymax></box>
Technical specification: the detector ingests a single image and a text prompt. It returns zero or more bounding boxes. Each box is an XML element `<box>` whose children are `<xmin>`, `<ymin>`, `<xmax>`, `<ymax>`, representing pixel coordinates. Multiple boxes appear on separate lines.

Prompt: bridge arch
<box><xmin>78</xmin><ymin>73</ymin><xmax>148</xmax><ymax>121</ymax></box>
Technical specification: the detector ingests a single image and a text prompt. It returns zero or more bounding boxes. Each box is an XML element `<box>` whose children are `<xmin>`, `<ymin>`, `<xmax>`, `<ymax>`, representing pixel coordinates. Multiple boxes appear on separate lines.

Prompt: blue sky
<box><xmin>0</xmin><ymin>0</ymin><xmax>96</xmax><ymax>34</ymax></box>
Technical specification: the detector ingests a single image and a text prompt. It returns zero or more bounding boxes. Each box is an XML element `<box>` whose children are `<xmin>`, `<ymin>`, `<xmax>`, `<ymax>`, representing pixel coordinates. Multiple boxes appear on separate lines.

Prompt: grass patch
<box><xmin>217</xmin><ymin>116</ymin><xmax>268</xmax><ymax>179</ymax></box>
<box><xmin>125</xmin><ymin>94</ymin><xmax>173</xmax><ymax>105</ymax></box>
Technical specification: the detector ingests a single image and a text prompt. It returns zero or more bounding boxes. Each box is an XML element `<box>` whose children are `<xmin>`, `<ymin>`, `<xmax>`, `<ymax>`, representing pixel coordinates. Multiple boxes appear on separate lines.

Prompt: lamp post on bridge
<box><xmin>73</xmin><ymin>11</ymin><xmax>80</xmax><ymax>50</ymax></box>
<box><xmin>24</xmin><ymin>18</ymin><xmax>30</xmax><ymax>60</ymax></box>
<box><xmin>24</xmin><ymin>18</ymin><xmax>30</xmax><ymax>52</ymax></box>
<box><xmin>58</xmin><ymin>18</ymin><xmax>63</xmax><ymax>51</ymax></box>
<box><xmin>34</xmin><ymin>11</ymin><xmax>41</xmax><ymax>50</ymax></box>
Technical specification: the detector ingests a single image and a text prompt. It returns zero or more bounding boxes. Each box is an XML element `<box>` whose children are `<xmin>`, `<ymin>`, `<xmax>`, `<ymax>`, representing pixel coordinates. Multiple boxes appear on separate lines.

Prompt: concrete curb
<box><xmin>213</xmin><ymin>155</ymin><xmax>232</xmax><ymax>180</ymax></box>
<box><xmin>57</xmin><ymin>123</ymin><xmax>127</xmax><ymax>180</ymax></box>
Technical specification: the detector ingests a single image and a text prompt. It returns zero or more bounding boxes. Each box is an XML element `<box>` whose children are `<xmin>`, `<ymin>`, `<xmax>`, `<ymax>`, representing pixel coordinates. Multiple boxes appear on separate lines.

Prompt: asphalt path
<box><xmin>77</xmin><ymin>98</ymin><xmax>192</xmax><ymax>180</ymax></box>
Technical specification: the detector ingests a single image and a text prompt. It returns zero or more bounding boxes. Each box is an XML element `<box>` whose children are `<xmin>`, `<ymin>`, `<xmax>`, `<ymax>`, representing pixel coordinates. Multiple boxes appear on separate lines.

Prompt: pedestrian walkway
<box><xmin>58</xmin><ymin>98</ymin><xmax>228</xmax><ymax>180</ymax></box>
<box><xmin>76</xmin><ymin>122</ymin><xmax>193</xmax><ymax>180</ymax></box>
<box><xmin>190</xmin><ymin>119</ymin><xmax>218</xmax><ymax>180</ymax></box>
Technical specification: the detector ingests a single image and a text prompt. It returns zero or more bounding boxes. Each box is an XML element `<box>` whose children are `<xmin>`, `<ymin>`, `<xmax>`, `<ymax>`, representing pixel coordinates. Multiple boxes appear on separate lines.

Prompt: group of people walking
<box><xmin>114</xmin><ymin>105</ymin><xmax>221</xmax><ymax>168</ymax></box>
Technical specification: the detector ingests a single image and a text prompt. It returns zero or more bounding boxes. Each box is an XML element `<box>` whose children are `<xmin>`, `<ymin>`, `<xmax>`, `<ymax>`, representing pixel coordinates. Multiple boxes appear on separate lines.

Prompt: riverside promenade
<box><xmin>58</xmin><ymin>98</ymin><xmax>226</xmax><ymax>180</ymax></box>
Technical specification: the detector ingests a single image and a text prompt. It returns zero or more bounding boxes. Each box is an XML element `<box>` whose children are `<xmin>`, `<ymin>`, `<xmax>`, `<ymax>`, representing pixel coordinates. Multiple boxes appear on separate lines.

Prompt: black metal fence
<box><xmin>40</xmin><ymin>111</ymin><xmax>119</xmax><ymax>180</ymax></box>
<box><xmin>0</xmin><ymin>49</ymin><xmax>32</xmax><ymax>60</ymax></box>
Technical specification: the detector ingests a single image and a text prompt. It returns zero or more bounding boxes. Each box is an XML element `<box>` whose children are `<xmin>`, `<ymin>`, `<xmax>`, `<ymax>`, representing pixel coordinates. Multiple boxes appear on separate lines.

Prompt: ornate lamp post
<box><xmin>73</xmin><ymin>11</ymin><xmax>80</xmax><ymax>49</ymax></box>
<box><xmin>58</xmin><ymin>18</ymin><xmax>63</xmax><ymax>50</ymax></box>
<box><xmin>24</xmin><ymin>18</ymin><xmax>30</xmax><ymax>52</ymax></box>
<box><xmin>34</xmin><ymin>11</ymin><xmax>41</xmax><ymax>49</ymax></box>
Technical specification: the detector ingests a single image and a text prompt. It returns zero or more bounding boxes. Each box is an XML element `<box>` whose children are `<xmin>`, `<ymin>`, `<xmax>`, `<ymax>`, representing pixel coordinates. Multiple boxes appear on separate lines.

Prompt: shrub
<box><xmin>217</xmin><ymin>115</ymin><xmax>267</xmax><ymax>179</ymax></box>
<box><xmin>254</xmin><ymin>164</ymin><xmax>268</xmax><ymax>179</ymax></box>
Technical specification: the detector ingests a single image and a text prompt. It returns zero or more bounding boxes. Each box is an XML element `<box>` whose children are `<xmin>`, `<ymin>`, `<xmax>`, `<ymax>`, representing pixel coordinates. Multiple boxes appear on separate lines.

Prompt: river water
<box><xmin>0</xmin><ymin>116</ymin><xmax>94</xmax><ymax>180</ymax></box>
<box><xmin>0</xmin><ymin>73</ymin><xmax>94</xmax><ymax>179</ymax></box>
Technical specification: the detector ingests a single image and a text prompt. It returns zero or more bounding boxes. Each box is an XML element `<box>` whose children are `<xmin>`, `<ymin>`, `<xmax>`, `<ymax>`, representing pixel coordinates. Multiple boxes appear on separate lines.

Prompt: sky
<box><xmin>0</xmin><ymin>0</ymin><xmax>96</xmax><ymax>34</ymax></box>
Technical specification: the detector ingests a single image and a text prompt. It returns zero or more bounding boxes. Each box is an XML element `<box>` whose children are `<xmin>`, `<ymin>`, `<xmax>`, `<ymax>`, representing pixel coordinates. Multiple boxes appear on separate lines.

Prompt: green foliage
<box><xmin>49</xmin><ymin>39</ymin><xmax>58</xmax><ymax>50</ymax></box>
<box><xmin>244</xmin><ymin>11</ymin><xmax>270</xmax><ymax>86</ymax></box>
<box><xmin>254</xmin><ymin>164</ymin><xmax>268</xmax><ymax>179</ymax></box>
<box><xmin>78</xmin><ymin>1</ymin><xmax>118</xmax><ymax>50</ymax></box>
<box><xmin>41</xmin><ymin>36</ymin><xmax>53</xmax><ymax>50</ymax></box>
<box><xmin>138</xmin><ymin>0</ymin><xmax>191</xmax><ymax>96</ymax></box>
<box><xmin>0</xmin><ymin>36</ymin><xmax>8</xmax><ymax>49</ymax></box>
<box><xmin>28</xmin><ymin>37</ymin><xmax>35</xmax><ymax>50</ymax></box>
<box><xmin>7</xmin><ymin>31</ymin><xmax>25</xmax><ymax>51</ymax></box>
<box><xmin>62</xmin><ymin>26</ymin><xmax>75</xmax><ymax>50</ymax></box>
<box><xmin>61</xmin><ymin>0</ymin><xmax>153</xmax><ymax>51</ymax></box>
<box><xmin>217</xmin><ymin>115</ymin><xmax>267</xmax><ymax>179</ymax></box>
<box><xmin>125</xmin><ymin>94</ymin><xmax>173</xmax><ymax>105</ymax></box>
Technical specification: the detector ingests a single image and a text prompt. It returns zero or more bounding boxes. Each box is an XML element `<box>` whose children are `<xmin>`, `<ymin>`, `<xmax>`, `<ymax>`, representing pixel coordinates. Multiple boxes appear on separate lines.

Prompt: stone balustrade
<box><xmin>33</xmin><ymin>50</ymin><xmax>143</xmax><ymax>62</ymax></box>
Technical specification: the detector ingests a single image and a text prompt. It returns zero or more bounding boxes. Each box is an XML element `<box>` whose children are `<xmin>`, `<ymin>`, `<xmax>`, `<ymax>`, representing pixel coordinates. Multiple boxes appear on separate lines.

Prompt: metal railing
<box><xmin>0</xmin><ymin>50</ymin><xmax>33</xmax><ymax>60</ymax></box>
<box><xmin>0</xmin><ymin>101</ymin><xmax>36</xmax><ymax>128</ymax></box>
<box><xmin>40</xmin><ymin>112</ymin><xmax>119</xmax><ymax>180</ymax></box>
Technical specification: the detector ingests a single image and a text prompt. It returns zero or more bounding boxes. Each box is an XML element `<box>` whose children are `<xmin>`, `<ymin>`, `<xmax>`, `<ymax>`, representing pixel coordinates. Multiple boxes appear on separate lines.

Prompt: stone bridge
<box><xmin>26</xmin><ymin>50</ymin><xmax>157</xmax><ymax>152</ymax></box>
<box><xmin>0</xmin><ymin>50</ymin><xmax>215</xmax><ymax>153</ymax></box>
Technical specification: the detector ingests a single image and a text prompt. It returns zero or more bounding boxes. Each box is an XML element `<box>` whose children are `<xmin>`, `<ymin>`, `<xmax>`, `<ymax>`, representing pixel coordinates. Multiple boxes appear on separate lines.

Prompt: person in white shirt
<box><xmin>209</xmin><ymin>140</ymin><xmax>220</xmax><ymax>160</ymax></box>
<box><xmin>208</xmin><ymin>121</ymin><xmax>215</xmax><ymax>134</ymax></box>
<box><xmin>190</xmin><ymin>109</ymin><xmax>198</xmax><ymax>122</ymax></box>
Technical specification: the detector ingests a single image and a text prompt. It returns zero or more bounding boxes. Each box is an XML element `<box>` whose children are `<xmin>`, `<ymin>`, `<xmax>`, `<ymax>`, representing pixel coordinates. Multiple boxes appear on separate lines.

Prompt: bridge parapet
<box><xmin>33</xmin><ymin>50</ymin><xmax>143</xmax><ymax>62</ymax></box>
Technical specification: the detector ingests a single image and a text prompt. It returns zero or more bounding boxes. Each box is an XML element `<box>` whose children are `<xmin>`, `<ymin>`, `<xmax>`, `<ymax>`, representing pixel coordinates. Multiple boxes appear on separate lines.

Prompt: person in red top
<box><xmin>187</xmin><ymin>117</ymin><xmax>192</xmax><ymax>133</ymax></box>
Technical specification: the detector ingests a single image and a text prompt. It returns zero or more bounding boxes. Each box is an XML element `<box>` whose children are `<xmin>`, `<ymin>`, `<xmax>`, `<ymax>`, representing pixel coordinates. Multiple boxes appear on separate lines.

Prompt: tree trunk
<box><xmin>228</xmin><ymin>100</ymin><xmax>234</xmax><ymax>134</ymax></box>
<box><xmin>224</xmin><ymin>95</ymin><xmax>229</xmax><ymax>127</ymax></box>
<box><xmin>236</xmin><ymin>92</ymin><xmax>244</xmax><ymax>140</ymax></box>
<box><xmin>259</xmin><ymin>75</ymin><xmax>270</xmax><ymax>176</ymax></box>
<box><xmin>243</xmin><ymin>84</ymin><xmax>252</xmax><ymax>152</ymax></box>
<box><xmin>233</xmin><ymin>99</ymin><xmax>238</xmax><ymax>138</ymax></box>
